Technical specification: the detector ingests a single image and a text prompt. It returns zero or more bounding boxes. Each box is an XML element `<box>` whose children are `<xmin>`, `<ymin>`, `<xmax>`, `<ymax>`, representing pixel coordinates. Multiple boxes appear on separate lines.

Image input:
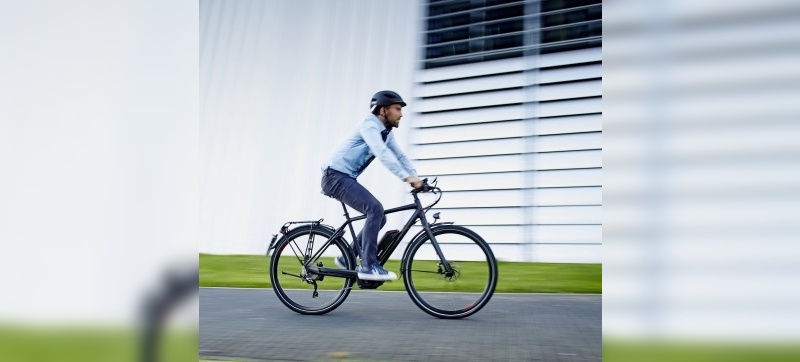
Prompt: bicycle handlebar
<box><xmin>411</xmin><ymin>178</ymin><xmax>440</xmax><ymax>194</ymax></box>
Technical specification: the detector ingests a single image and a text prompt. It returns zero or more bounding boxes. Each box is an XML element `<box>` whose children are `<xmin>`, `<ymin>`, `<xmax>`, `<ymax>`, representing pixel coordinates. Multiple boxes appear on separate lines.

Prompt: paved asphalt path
<box><xmin>200</xmin><ymin>287</ymin><xmax>601</xmax><ymax>361</ymax></box>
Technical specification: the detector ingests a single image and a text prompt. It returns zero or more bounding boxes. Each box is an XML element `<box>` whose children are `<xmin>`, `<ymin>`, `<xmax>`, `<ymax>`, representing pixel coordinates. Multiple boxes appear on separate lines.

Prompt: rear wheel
<box><xmin>269</xmin><ymin>226</ymin><xmax>355</xmax><ymax>315</ymax></box>
<box><xmin>402</xmin><ymin>225</ymin><xmax>498</xmax><ymax>319</ymax></box>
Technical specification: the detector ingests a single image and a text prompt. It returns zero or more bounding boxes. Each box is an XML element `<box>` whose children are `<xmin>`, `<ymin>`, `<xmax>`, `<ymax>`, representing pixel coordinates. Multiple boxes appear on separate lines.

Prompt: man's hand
<box><xmin>404</xmin><ymin>176</ymin><xmax>423</xmax><ymax>189</ymax></box>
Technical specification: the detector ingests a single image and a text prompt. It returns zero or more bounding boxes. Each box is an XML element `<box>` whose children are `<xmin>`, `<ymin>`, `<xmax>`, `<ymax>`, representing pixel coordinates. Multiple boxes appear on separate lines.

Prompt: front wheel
<box><xmin>402</xmin><ymin>225</ymin><xmax>498</xmax><ymax>319</ymax></box>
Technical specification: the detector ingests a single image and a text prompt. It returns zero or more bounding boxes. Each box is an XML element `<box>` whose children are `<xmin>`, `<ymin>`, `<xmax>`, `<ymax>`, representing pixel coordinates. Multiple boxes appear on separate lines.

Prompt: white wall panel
<box><xmin>533</xmin><ymin>150</ymin><xmax>602</xmax><ymax>170</ymax></box>
<box><xmin>537</xmin><ymin>97</ymin><xmax>602</xmax><ymax>117</ymax></box>
<box><xmin>528</xmin><ymin>244</ymin><xmax>602</xmax><ymax>263</ymax></box>
<box><xmin>467</xmin><ymin>225</ymin><xmax>525</xmax><ymax>244</ymax></box>
<box><xmin>533</xmin><ymin>168</ymin><xmax>602</xmax><ymax>187</ymax></box>
<box><xmin>418</xmin><ymin>72</ymin><xmax>525</xmax><ymax>97</ymax></box>
<box><xmin>539</xmin><ymin>47</ymin><xmax>602</xmax><ymax>68</ymax></box>
<box><xmin>414</xmin><ymin>105</ymin><xmax>524</xmax><ymax>127</ymax></box>
<box><xmin>407</xmin><ymin>225</ymin><xmax>525</xmax><ymax>244</ymax></box>
<box><xmin>428</xmin><ymin>207</ymin><xmax>525</xmax><ymax>225</ymax></box>
<box><xmin>539</xmin><ymin>63</ymin><xmax>602</xmax><ymax>84</ymax></box>
<box><xmin>412</xmin><ymin>138</ymin><xmax>525</xmax><ymax>159</ymax></box>
<box><xmin>534</xmin><ymin>114</ymin><xmax>602</xmax><ymax>134</ymax></box>
<box><xmin>533</xmin><ymin>225</ymin><xmax>602</xmax><ymax>244</ymax></box>
<box><xmin>436</xmin><ymin>190</ymin><xmax>527</xmax><ymax>208</ymax></box>
<box><xmin>534</xmin><ymin>132</ymin><xmax>602</xmax><ymax>152</ymax></box>
<box><xmin>416</xmin><ymin>154</ymin><xmax>525</xmax><ymax>175</ymax></box>
<box><xmin>417</xmin><ymin>57</ymin><xmax>527</xmax><ymax>83</ymax></box>
<box><xmin>484</xmin><ymin>244</ymin><xmax>528</xmax><ymax>262</ymax></box>
<box><xmin>418</xmin><ymin>88</ymin><xmax>524</xmax><ymax>113</ymax></box>
<box><xmin>533</xmin><ymin>187</ymin><xmax>602</xmax><ymax>206</ymax></box>
<box><xmin>433</xmin><ymin>172</ymin><xmax>527</xmax><ymax>190</ymax></box>
<box><xmin>534</xmin><ymin>206</ymin><xmax>601</xmax><ymax>224</ymax></box>
<box><xmin>411</xmin><ymin>120</ymin><xmax>525</xmax><ymax>143</ymax></box>
<box><xmin>538</xmin><ymin>80</ymin><xmax>602</xmax><ymax>101</ymax></box>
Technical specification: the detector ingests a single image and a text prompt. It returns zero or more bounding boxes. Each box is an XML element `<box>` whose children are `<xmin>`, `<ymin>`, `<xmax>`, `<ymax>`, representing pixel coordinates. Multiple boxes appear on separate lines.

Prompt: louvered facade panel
<box><xmin>415</xmin><ymin>0</ymin><xmax>602</xmax><ymax>263</ymax></box>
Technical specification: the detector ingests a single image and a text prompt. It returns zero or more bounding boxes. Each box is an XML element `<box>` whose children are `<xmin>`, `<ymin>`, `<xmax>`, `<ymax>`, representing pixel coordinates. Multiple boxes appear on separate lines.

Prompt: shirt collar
<box><xmin>368</xmin><ymin>113</ymin><xmax>393</xmax><ymax>133</ymax></box>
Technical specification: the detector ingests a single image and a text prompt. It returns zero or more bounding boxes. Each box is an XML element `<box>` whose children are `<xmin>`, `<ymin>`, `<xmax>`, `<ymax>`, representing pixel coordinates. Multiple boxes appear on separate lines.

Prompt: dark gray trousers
<box><xmin>321</xmin><ymin>168</ymin><xmax>386</xmax><ymax>267</ymax></box>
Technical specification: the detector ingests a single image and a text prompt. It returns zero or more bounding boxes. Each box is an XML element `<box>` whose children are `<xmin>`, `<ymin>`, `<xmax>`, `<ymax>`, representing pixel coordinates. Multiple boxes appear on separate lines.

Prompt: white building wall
<box><xmin>199</xmin><ymin>0</ymin><xmax>421</xmax><ymax>254</ymax></box>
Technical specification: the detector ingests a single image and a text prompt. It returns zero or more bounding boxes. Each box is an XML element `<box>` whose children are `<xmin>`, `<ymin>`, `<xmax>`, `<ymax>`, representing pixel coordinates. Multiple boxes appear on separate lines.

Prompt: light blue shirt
<box><xmin>323</xmin><ymin>114</ymin><xmax>418</xmax><ymax>180</ymax></box>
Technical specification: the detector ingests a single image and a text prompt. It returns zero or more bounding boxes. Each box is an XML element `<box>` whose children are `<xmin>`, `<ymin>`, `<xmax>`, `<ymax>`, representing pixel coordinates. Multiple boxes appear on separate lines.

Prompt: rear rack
<box><xmin>266</xmin><ymin>219</ymin><xmax>324</xmax><ymax>256</ymax></box>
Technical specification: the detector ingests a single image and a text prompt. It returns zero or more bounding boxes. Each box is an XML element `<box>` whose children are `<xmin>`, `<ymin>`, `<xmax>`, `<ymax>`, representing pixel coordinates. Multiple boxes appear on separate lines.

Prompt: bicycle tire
<box><xmin>269</xmin><ymin>225</ymin><xmax>355</xmax><ymax>315</ymax></box>
<box><xmin>402</xmin><ymin>225</ymin><xmax>498</xmax><ymax>319</ymax></box>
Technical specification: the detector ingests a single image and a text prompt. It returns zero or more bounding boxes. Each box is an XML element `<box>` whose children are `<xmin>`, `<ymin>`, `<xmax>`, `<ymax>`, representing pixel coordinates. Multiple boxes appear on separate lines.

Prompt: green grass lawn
<box><xmin>0</xmin><ymin>326</ymin><xmax>196</xmax><ymax>362</ymax></box>
<box><xmin>603</xmin><ymin>340</ymin><xmax>800</xmax><ymax>362</ymax></box>
<box><xmin>200</xmin><ymin>253</ymin><xmax>601</xmax><ymax>293</ymax></box>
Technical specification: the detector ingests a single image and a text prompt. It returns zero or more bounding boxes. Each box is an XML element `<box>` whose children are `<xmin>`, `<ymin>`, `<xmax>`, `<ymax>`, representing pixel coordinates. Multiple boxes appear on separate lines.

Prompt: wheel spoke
<box><xmin>280</xmin><ymin>271</ymin><xmax>303</xmax><ymax>279</ymax></box>
<box><xmin>287</xmin><ymin>240</ymin><xmax>305</xmax><ymax>264</ymax></box>
<box><xmin>408</xmin><ymin>269</ymin><xmax>441</xmax><ymax>274</ymax></box>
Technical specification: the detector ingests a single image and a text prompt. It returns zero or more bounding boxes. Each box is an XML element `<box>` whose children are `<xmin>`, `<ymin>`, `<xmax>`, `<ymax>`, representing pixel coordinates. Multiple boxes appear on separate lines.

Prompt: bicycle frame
<box><xmin>303</xmin><ymin>191</ymin><xmax>453</xmax><ymax>280</ymax></box>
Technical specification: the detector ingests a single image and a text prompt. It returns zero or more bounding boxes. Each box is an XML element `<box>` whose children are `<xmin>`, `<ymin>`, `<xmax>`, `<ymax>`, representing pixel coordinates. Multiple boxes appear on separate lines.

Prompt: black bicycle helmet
<box><xmin>370</xmin><ymin>90</ymin><xmax>407</xmax><ymax>110</ymax></box>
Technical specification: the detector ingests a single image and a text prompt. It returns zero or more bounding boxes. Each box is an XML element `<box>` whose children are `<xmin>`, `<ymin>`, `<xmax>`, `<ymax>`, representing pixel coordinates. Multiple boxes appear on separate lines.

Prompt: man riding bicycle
<box><xmin>321</xmin><ymin>90</ymin><xmax>422</xmax><ymax>281</ymax></box>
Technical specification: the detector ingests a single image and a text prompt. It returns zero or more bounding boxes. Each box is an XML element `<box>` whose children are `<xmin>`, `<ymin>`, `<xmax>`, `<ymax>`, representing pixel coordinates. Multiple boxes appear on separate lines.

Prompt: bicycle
<box><xmin>266</xmin><ymin>178</ymin><xmax>498</xmax><ymax>319</ymax></box>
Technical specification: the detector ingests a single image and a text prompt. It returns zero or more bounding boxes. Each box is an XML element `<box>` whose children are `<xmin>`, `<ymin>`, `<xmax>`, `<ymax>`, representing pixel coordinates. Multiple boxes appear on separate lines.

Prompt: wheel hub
<box><xmin>438</xmin><ymin>263</ymin><xmax>460</xmax><ymax>281</ymax></box>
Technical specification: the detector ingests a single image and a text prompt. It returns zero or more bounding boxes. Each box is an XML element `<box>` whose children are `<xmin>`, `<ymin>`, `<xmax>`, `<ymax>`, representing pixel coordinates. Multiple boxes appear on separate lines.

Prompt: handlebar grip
<box><xmin>412</xmin><ymin>178</ymin><xmax>435</xmax><ymax>193</ymax></box>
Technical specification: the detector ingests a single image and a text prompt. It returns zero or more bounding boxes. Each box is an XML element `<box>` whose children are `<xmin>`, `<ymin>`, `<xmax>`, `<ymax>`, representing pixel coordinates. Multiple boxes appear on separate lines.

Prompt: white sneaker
<box><xmin>357</xmin><ymin>263</ymin><xmax>397</xmax><ymax>281</ymax></box>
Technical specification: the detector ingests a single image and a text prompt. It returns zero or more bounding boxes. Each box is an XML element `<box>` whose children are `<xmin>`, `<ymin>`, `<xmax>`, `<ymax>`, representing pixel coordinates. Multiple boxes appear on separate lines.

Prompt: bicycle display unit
<box><xmin>266</xmin><ymin>178</ymin><xmax>498</xmax><ymax>319</ymax></box>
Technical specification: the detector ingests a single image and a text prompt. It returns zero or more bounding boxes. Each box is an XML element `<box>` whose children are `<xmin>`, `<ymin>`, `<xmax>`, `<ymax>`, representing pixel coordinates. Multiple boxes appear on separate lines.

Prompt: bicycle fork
<box><xmin>413</xmin><ymin>198</ymin><xmax>455</xmax><ymax>276</ymax></box>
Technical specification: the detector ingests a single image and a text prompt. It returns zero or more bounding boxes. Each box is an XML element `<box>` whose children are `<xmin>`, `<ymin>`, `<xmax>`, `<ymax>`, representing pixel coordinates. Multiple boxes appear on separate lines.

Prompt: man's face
<box><xmin>383</xmin><ymin>104</ymin><xmax>403</xmax><ymax>128</ymax></box>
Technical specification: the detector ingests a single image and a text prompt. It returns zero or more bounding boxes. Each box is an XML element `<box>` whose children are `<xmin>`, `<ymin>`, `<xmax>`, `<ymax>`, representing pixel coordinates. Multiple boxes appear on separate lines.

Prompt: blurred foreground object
<box><xmin>604</xmin><ymin>0</ymin><xmax>800</xmax><ymax>352</ymax></box>
<box><xmin>140</xmin><ymin>265</ymin><xmax>198</xmax><ymax>362</ymax></box>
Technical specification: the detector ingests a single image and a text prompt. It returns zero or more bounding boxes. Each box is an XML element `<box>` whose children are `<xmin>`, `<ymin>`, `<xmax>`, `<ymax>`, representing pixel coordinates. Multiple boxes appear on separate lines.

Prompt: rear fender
<box><xmin>266</xmin><ymin>223</ymin><xmax>336</xmax><ymax>256</ymax></box>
